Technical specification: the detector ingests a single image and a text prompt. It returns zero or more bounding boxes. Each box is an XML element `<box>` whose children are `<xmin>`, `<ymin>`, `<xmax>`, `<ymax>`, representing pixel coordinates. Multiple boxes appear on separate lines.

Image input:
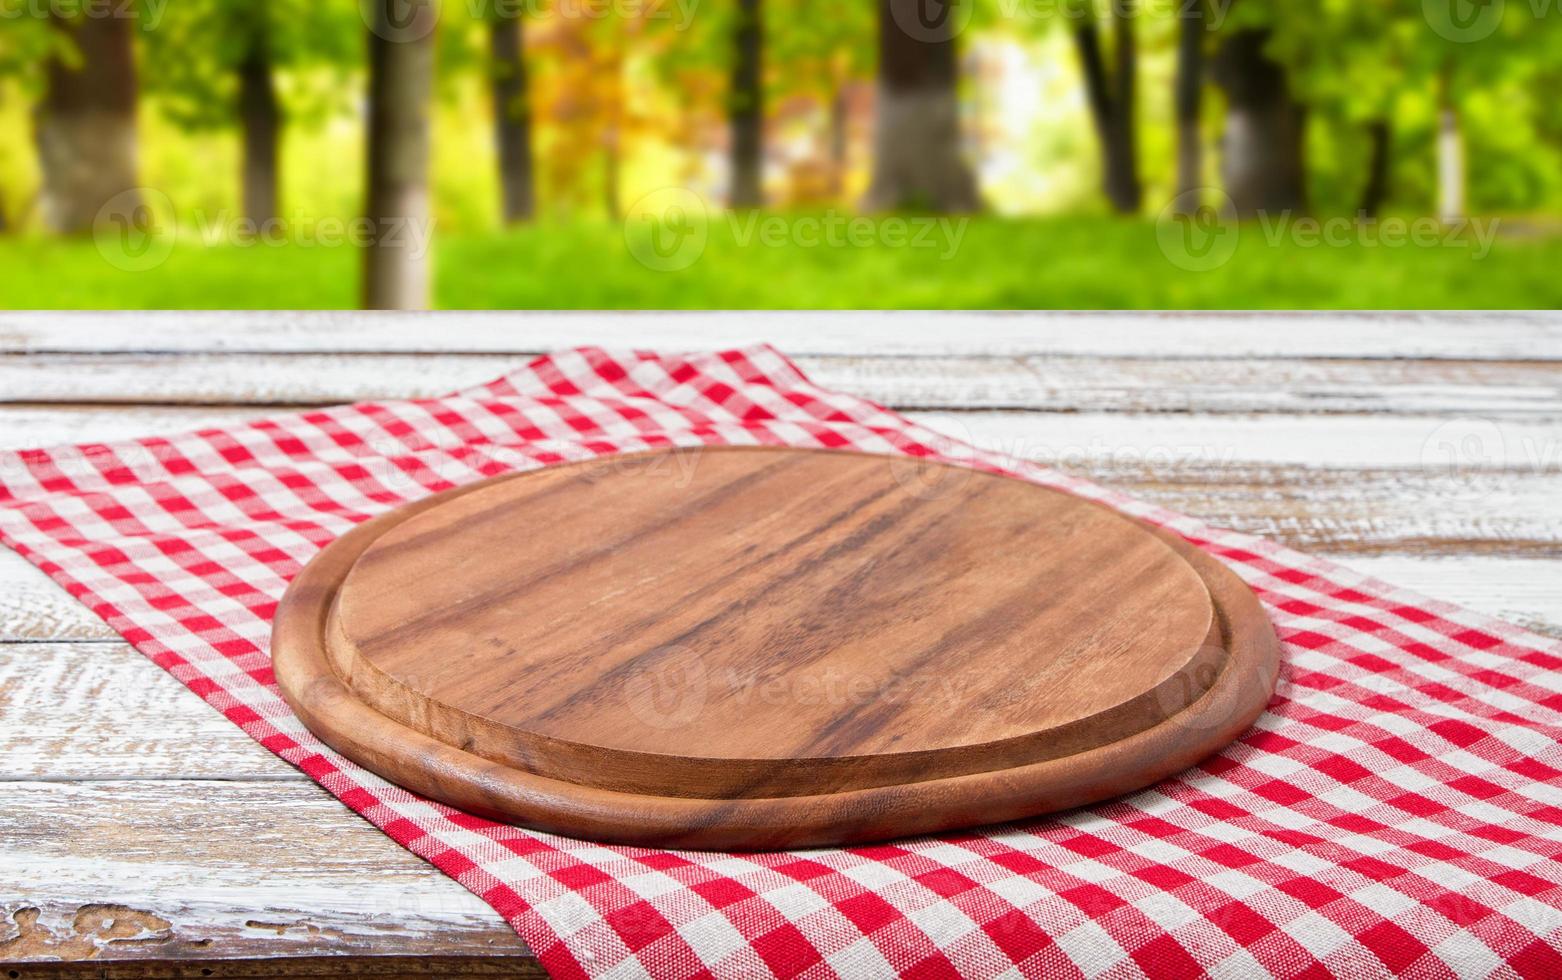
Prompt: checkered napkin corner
<box><xmin>3</xmin><ymin>344</ymin><xmax>1562</xmax><ymax>980</ymax></box>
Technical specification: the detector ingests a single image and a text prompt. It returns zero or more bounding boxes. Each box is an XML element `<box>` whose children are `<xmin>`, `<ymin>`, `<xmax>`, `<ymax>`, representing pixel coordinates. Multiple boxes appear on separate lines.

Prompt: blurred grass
<box><xmin>3</xmin><ymin>215</ymin><xmax>1558</xmax><ymax>309</ymax></box>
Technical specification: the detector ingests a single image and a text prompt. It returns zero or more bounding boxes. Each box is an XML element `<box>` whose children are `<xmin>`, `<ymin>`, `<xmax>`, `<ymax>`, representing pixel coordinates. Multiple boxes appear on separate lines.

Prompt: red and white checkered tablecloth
<box><xmin>2</xmin><ymin>346</ymin><xmax>1559</xmax><ymax>979</ymax></box>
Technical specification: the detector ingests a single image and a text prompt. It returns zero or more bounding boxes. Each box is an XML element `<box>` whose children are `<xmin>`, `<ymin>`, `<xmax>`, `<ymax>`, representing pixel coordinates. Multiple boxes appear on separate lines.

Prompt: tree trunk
<box><xmin>1071</xmin><ymin>5</ymin><xmax>1140</xmax><ymax>214</ymax></box>
<box><xmin>1211</xmin><ymin>28</ymin><xmax>1306</xmax><ymax>217</ymax></box>
<box><xmin>604</xmin><ymin>130</ymin><xmax>621</xmax><ymax>221</ymax></box>
<box><xmin>238</xmin><ymin>22</ymin><xmax>281</xmax><ymax>227</ymax></box>
<box><xmin>490</xmin><ymin>13</ymin><xmax>534</xmax><ymax>224</ymax></box>
<box><xmin>1437</xmin><ymin>65</ymin><xmax>1463</xmax><ymax>223</ymax></box>
<box><xmin>1107</xmin><ymin>2</ymin><xmax>1140</xmax><ymax>213</ymax></box>
<box><xmin>863</xmin><ymin>0</ymin><xmax>978</xmax><ymax>212</ymax></box>
<box><xmin>828</xmin><ymin>85</ymin><xmax>848</xmax><ymax>198</ymax></box>
<box><xmin>1358</xmin><ymin>118</ymin><xmax>1390</xmax><ymax>218</ymax></box>
<box><xmin>601</xmin><ymin>45</ymin><xmax>624</xmax><ymax>221</ymax></box>
<box><xmin>728</xmin><ymin>0</ymin><xmax>763</xmax><ymax>207</ymax></box>
<box><xmin>362</xmin><ymin>0</ymin><xmax>437</xmax><ymax>311</ymax></box>
<box><xmin>34</xmin><ymin>12</ymin><xmax>141</xmax><ymax>234</ymax></box>
<box><xmin>1172</xmin><ymin>0</ymin><xmax>1205</xmax><ymax>213</ymax></box>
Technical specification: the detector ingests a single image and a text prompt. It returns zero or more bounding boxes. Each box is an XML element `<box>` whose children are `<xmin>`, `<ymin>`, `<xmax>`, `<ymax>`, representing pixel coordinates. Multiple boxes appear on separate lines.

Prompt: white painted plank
<box><xmin>4</xmin><ymin>479</ymin><xmax>1559</xmax><ymax>643</ymax></box>
<box><xmin>0</xmin><ymin>780</ymin><xmax>524</xmax><ymax>960</ymax></box>
<box><xmin>914</xmin><ymin>410</ymin><xmax>1562</xmax><ymax>472</ymax></box>
<box><xmin>2</xmin><ymin>556</ymin><xmax>1557</xmax><ymax>786</ymax></box>
<box><xmin>3</xmin><ymin>407</ymin><xmax>1559</xmax><ymax>639</ymax></box>
<box><xmin>0</xmin><ymin>405</ymin><xmax>264</xmax><ymax>447</ymax></box>
<box><xmin>3</xmin><ymin>353</ymin><xmax>1560</xmax><ymax>414</ymax></box>
<box><xmin>918</xmin><ymin>414</ymin><xmax>1561</xmax><ymax>560</ymax></box>
<box><xmin>3</xmin><ymin>311</ymin><xmax>1560</xmax><ymax>358</ymax></box>
<box><xmin>0</xmin><ymin>641</ymin><xmax>298</xmax><ymax>780</ymax></box>
<box><xmin>0</xmin><ymin>549</ymin><xmax>119</xmax><ymax>641</ymax></box>
<box><xmin>5</xmin><ymin>405</ymin><xmax>1560</xmax><ymax>473</ymax></box>
<box><xmin>995</xmin><ymin>357</ymin><xmax>1562</xmax><ymax>415</ymax></box>
<box><xmin>1323</xmin><ymin>555</ymin><xmax>1562</xmax><ymax>638</ymax></box>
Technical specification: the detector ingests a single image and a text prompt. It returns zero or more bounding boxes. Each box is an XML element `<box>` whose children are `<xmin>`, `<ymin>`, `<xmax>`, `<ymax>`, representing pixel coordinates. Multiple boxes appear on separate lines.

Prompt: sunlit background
<box><xmin>1</xmin><ymin>0</ymin><xmax>1559</xmax><ymax>309</ymax></box>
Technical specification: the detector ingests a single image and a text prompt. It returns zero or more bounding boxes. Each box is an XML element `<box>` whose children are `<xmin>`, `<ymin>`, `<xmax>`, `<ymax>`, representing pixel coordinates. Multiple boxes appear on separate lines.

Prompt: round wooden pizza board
<box><xmin>273</xmin><ymin>446</ymin><xmax>1279</xmax><ymax>850</ymax></box>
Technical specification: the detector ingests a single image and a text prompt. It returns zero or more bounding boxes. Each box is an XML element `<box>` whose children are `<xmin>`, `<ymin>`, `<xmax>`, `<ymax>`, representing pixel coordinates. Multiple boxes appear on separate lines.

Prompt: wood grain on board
<box><xmin>3</xmin><ymin>313</ymin><xmax>1559</xmax><ymax>972</ymax></box>
<box><xmin>273</xmin><ymin>447</ymin><xmax>1279</xmax><ymax>849</ymax></box>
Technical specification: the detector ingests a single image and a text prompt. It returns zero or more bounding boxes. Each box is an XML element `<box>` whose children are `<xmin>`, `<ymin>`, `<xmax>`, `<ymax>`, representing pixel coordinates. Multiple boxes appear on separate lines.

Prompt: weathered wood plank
<box><xmin>5</xmin><ymin>495</ymin><xmax>1560</xmax><ymax>643</ymax></box>
<box><xmin>4</xmin><ymin>411</ymin><xmax>1560</xmax><ymax>641</ymax></box>
<box><xmin>2</xmin><ymin>311</ymin><xmax>1559</xmax><ymax>359</ymax></box>
<box><xmin>6</xmin><ymin>405</ymin><xmax>1560</xmax><ymax>473</ymax></box>
<box><xmin>8</xmin><ymin>544</ymin><xmax>1561</xmax><ymax>788</ymax></box>
<box><xmin>0</xmin><ymin>642</ymin><xmax>297</xmax><ymax>780</ymax></box>
<box><xmin>0</xmin><ymin>780</ymin><xmax>530</xmax><ymax>963</ymax></box>
<box><xmin>0</xmin><ymin>550</ymin><xmax>120</xmax><ymax>642</ymax></box>
<box><xmin>3</xmin><ymin>953</ymin><xmax>543</xmax><ymax>977</ymax></box>
<box><xmin>2</xmin><ymin>352</ymin><xmax>1561</xmax><ymax>415</ymax></box>
<box><xmin>0</xmin><ymin>406</ymin><xmax>264</xmax><ymax>448</ymax></box>
<box><xmin>913</xmin><ymin>410</ymin><xmax>1562</xmax><ymax>471</ymax></box>
<box><xmin>1338</xmin><ymin>555</ymin><xmax>1562</xmax><ymax>638</ymax></box>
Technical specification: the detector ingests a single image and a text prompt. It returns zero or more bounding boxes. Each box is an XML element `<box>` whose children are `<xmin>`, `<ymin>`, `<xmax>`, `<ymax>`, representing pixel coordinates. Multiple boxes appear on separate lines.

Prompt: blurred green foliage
<box><xmin>0</xmin><ymin>0</ymin><xmax>1558</xmax><ymax>307</ymax></box>
<box><xmin>140</xmin><ymin>0</ymin><xmax>358</xmax><ymax>129</ymax></box>
<box><xmin>3</xmin><ymin>215</ymin><xmax>1556</xmax><ymax>309</ymax></box>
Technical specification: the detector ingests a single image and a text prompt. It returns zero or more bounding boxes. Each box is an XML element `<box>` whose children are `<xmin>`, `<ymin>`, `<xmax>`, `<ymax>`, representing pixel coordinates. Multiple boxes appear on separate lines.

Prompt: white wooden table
<box><xmin>3</xmin><ymin>312</ymin><xmax>1560</xmax><ymax>976</ymax></box>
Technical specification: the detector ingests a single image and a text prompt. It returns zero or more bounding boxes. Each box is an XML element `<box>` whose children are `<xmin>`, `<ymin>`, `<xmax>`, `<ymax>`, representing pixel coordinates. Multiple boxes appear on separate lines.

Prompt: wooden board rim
<box><xmin>273</xmin><ymin>447</ymin><xmax>1281</xmax><ymax>850</ymax></box>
